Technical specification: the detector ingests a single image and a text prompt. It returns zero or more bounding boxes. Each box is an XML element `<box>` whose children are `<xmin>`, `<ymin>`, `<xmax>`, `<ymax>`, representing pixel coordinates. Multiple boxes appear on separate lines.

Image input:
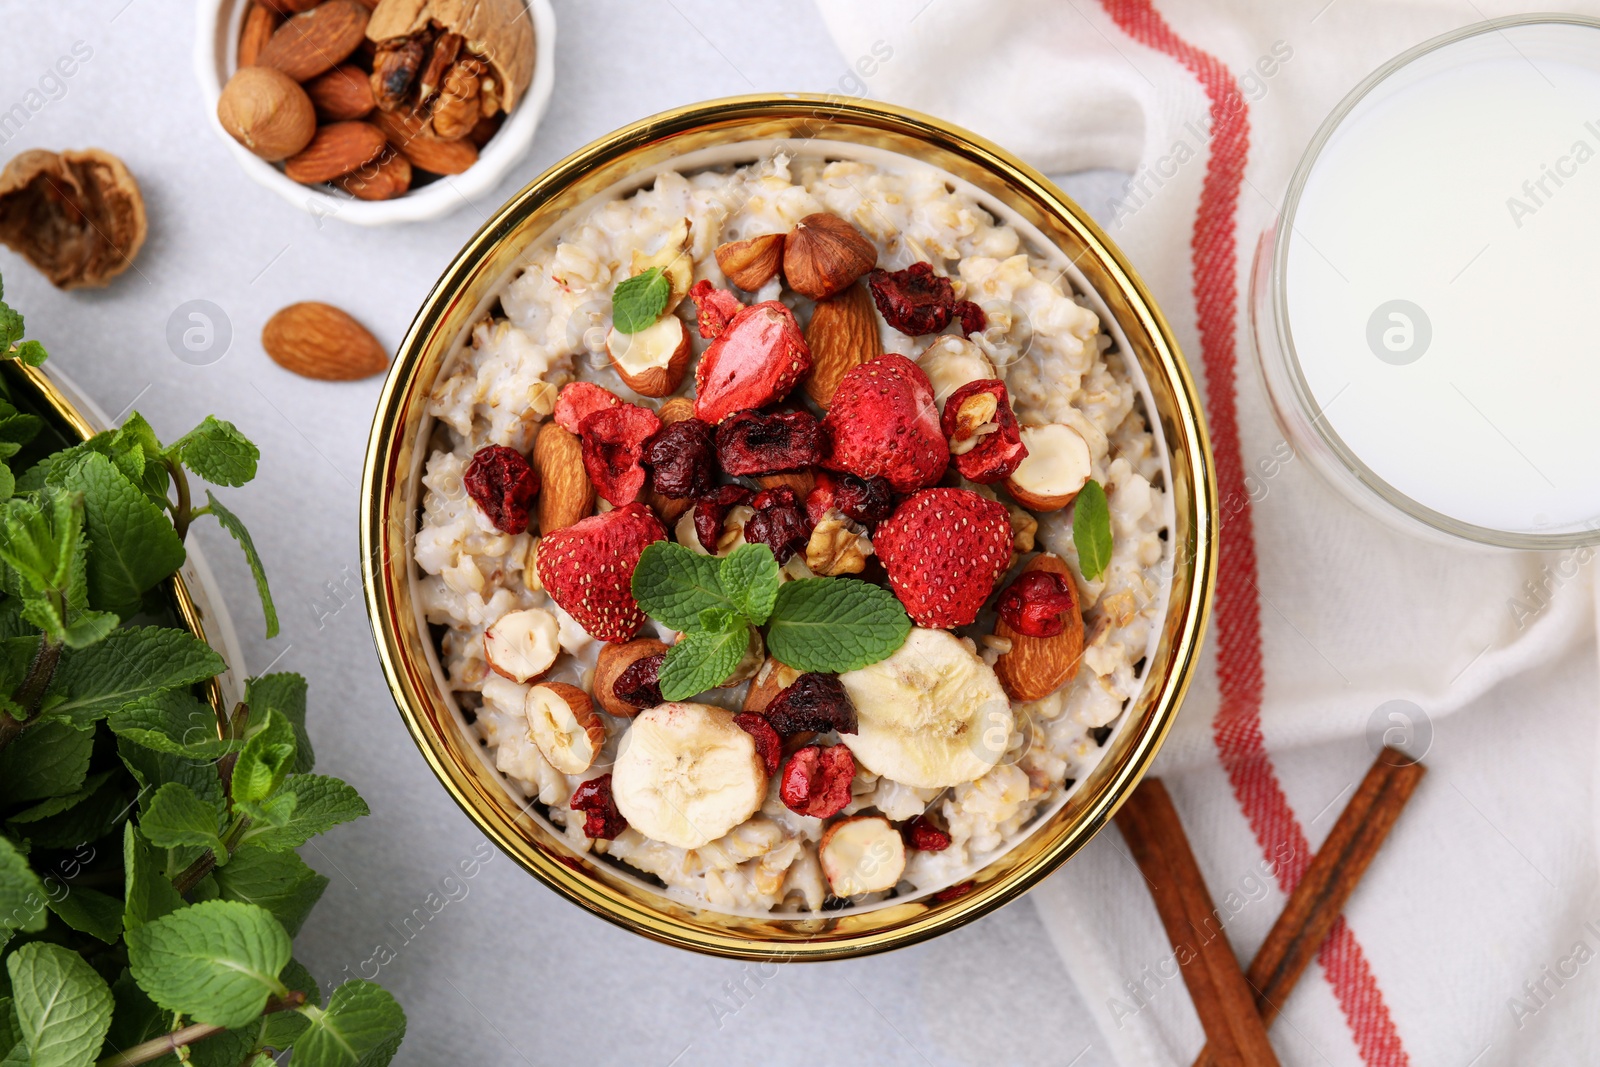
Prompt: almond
<box><xmin>993</xmin><ymin>554</ymin><xmax>1084</xmax><ymax>702</ymax></box>
<box><xmin>283</xmin><ymin>121</ymin><xmax>386</xmax><ymax>183</ymax></box>
<box><xmin>370</xmin><ymin>105</ymin><xmax>477</xmax><ymax>175</ymax></box>
<box><xmin>257</xmin><ymin>0</ymin><xmax>369</xmax><ymax>81</ymax></box>
<box><xmin>217</xmin><ymin>66</ymin><xmax>315</xmax><ymax>162</ymax></box>
<box><xmin>238</xmin><ymin>3</ymin><xmax>281</xmax><ymax>67</ymax></box>
<box><xmin>533</xmin><ymin>421</ymin><xmax>594</xmax><ymax>534</ymax></box>
<box><xmin>304</xmin><ymin>63</ymin><xmax>375</xmax><ymax>120</ymax></box>
<box><xmin>715</xmin><ymin>233</ymin><xmax>783</xmax><ymax>291</ymax></box>
<box><xmin>261</xmin><ymin>301</ymin><xmax>387</xmax><ymax>381</ymax></box>
<box><xmin>593</xmin><ymin>638</ymin><xmax>669</xmax><ymax>718</ymax></box>
<box><xmin>258</xmin><ymin>0</ymin><xmax>321</xmax><ymax>14</ymax></box>
<box><xmin>803</xmin><ymin>281</ymin><xmax>882</xmax><ymax>407</ymax></box>
<box><xmin>656</xmin><ymin>397</ymin><xmax>696</xmax><ymax>425</ymax></box>
<box><xmin>334</xmin><ymin>148</ymin><xmax>411</xmax><ymax>200</ymax></box>
<box><xmin>783</xmin><ymin>213</ymin><xmax>877</xmax><ymax>301</ymax></box>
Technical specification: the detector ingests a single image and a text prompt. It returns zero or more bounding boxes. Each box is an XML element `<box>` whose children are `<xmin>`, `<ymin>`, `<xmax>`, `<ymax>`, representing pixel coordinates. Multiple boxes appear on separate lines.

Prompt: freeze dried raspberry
<box><xmin>570</xmin><ymin>774</ymin><xmax>628</xmax><ymax>839</ymax></box>
<box><xmin>996</xmin><ymin>570</ymin><xmax>1078</xmax><ymax>638</ymax></box>
<box><xmin>613</xmin><ymin>652</ymin><xmax>665</xmax><ymax>709</ymax></box>
<box><xmin>743</xmin><ymin>486</ymin><xmax>812</xmax><ymax>564</ymax></box>
<box><xmin>764</xmin><ymin>672</ymin><xmax>857</xmax><ymax>736</ymax></box>
<box><xmin>806</xmin><ymin>470</ymin><xmax>896</xmax><ymax>528</ymax></box>
<box><xmin>689</xmin><ymin>279</ymin><xmax>746</xmax><ymax>339</ymax></box>
<box><xmin>868</xmin><ymin>262</ymin><xmax>954</xmax><ymax>336</ymax></box>
<box><xmin>553</xmin><ymin>381</ymin><xmax>621</xmax><ymax>434</ymax></box>
<box><xmin>734</xmin><ymin>712</ymin><xmax>782</xmax><ymax>776</ymax></box>
<box><xmin>955</xmin><ymin>300</ymin><xmax>986</xmax><ymax>337</ymax></box>
<box><xmin>578</xmin><ymin>403</ymin><xmax>662</xmax><ymax>506</ymax></box>
<box><xmin>903</xmin><ymin>815</ymin><xmax>951</xmax><ymax>852</ymax></box>
<box><xmin>463</xmin><ymin>445</ymin><xmax>539</xmax><ymax>534</ymax></box>
<box><xmin>693</xmin><ymin>484</ymin><xmax>753</xmax><ymax>553</ymax></box>
<box><xmin>643</xmin><ymin>418</ymin><xmax>717</xmax><ymax>499</ymax></box>
<box><xmin>779</xmin><ymin>744</ymin><xmax>855</xmax><ymax>818</ymax></box>
<box><xmin>715</xmin><ymin>409</ymin><xmax>825</xmax><ymax>476</ymax></box>
<box><xmin>932</xmin><ymin>880</ymin><xmax>975</xmax><ymax>903</ymax></box>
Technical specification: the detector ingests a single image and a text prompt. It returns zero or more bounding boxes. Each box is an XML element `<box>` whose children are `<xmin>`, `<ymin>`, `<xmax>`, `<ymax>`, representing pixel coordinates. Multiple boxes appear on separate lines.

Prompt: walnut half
<box><xmin>0</xmin><ymin>148</ymin><xmax>146</xmax><ymax>289</ymax></box>
<box><xmin>805</xmin><ymin>511</ymin><xmax>872</xmax><ymax>576</ymax></box>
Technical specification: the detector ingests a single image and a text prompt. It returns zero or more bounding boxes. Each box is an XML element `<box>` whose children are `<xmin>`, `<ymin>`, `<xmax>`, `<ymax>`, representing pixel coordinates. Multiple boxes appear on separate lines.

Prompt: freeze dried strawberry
<box><xmin>578</xmin><ymin>403</ymin><xmax>662</xmax><ymax>506</ymax></box>
<box><xmin>868</xmin><ymin>262</ymin><xmax>954</xmax><ymax>336</ymax></box>
<box><xmin>874</xmin><ymin>488</ymin><xmax>1013</xmax><ymax>628</ymax></box>
<box><xmin>693</xmin><ymin>484</ymin><xmax>753</xmax><ymax>553</ymax></box>
<box><xmin>820</xmin><ymin>354</ymin><xmax>947</xmax><ymax>492</ymax></box>
<box><xmin>570</xmin><ymin>774</ymin><xmax>628</xmax><ymax>839</ymax></box>
<box><xmin>613</xmin><ymin>652</ymin><xmax>666</xmax><ymax>709</ymax></box>
<box><xmin>805</xmin><ymin>471</ymin><xmax>895</xmax><ymax>528</ymax></box>
<box><xmin>689</xmin><ymin>279</ymin><xmax>746</xmax><ymax>339</ymax></box>
<box><xmin>941</xmin><ymin>379</ymin><xmax>1026</xmax><ymax>484</ymax></box>
<box><xmin>734</xmin><ymin>712</ymin><xmax>782</xmax><ymax>776</ymax></box>
<box><xmin>715</xmin><ymin>409</ymin><xmax>825</xmax><ymax>476</ymax></box>
<box><xmin>903</xmin><ymin>815</ymin><xmax>951</xmax><ymax>852</ymax></box>
<box><xmin>779</xmin><ymin>744</ymin><xmax>855</xmax><ymax>818</ymax></box>
<box><xmin>463</xmin><ymin>445</ymin><xmax>539</xmax><ymax>534</ymax></box>
<box><xmin>955</xmin><ymin>300</ymin><xmax>986</xmax><ymax>338</ymax></box>
<box><xmin>764</xmin><ymin>673</ymin><xmax>857</xmax><ymax>736</ymax></box>
<box><xmin>743</xmin><ymin>486</ymin><xmax>812</xmax><ymax>564</ymax></box>
<box><xmin>535</xmin><ymin>502</ymin><xmax>665</xmax><ymax>641</ymax></box>
<box><xmin>643</xmin><ymin>418</ymin><xmax>717</xmax><ymax>498</ymax></box>
<box><xmin>693</xmin><ymin>301</ymin><xmax>813</xmax><ymax>425</ymax></box>
<box><xmin>996</xmin><ymin>570</ymin><xmax>1078</xmax><ymax>638</ymax></box>
<box><xmin>554</xmin><ymin>381</ymin><xmax>621</xmax><ymax>434</ymax></box>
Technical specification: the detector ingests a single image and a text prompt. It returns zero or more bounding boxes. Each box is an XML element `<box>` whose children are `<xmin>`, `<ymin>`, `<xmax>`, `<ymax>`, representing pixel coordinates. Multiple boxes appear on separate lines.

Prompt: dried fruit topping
<box><xmin>715</xmin><ymin>410</ymin><xmax>826</xmax><ymax>476</ymax></box>
<box><xmin>764</xmin><ymin>673</ymin><xmax>858</xmax><ymax>736</ymax></box>
<box><xmin>903</xmin><ymin>815</ymin><xmax>952</xmax><ymax>852</ymax></box>
<box><xmin>806</xmin><ymin>470</ymin><xmax>896</xmax><ymax>528</ymax></box>
<box><xmin>715</xmin><ymin>233</ymin><xmax>785</xmax><ymax>292</ymax></box>
<box><xmin>733</xmin><ymin>712</ymin><xmax>783</xmax><ymax>776</ymax></box>
<box><xmin>996</xmin><ymin>570</ymin><xmax>1079</xmax><ymax>639</ymax></box>
<box><xmin>820</xmin><ymin>354</ymin><xmax>948</xmax><ymax>492</ymax></box>
<box><xmin>868</xmin><ymin>262</ymin><xmax>955</xmax><ymax>337</ymax></box>
<box><xmin>874</xmin><ymin>488</ymin><xmax>1014</xmax><ymax>628</ymax></box>
<box><xmin>693</xmin><ymin>301</ymin><xmax>813</xmax><ymax>425</ymax></box>
<box><xmin>594</xmin><ymin>639</ymin><xmax>669</xmax><ymax>717</ymax></box>
<box><xmin>743</xmin><ymin>486</ymin><xmax>813</xmax><ymax>564</ymax></box>
<box><xmin>688</xmin><ymin>280</ymin><xmax>746</xmax><ymax>340</ymax></box>
<box><xmin>0</xmin><ymin>149</ymin><xmax>147</xmax><ymax>290</ymax></box>
<box><xmin>955</xmin><ymin>300</ymin><xmax>987</xmax><ymax>338</ymax></box>
<box><xmin>570</xmin><ymin>774</ymin><xmax>628</xmax><ymax>840</ymax></box>
<box><xmin>643</xmin><ymin>418</ymin><xmax>718</xmax><ymax>499</ymax></box>
<box><xmin>942</xmin><ymin>379</ymin><xmax>1027</xmax><ymax>484</ymax></box>
<box><xmin>612</xmin><ymin>652</ymin><xmax>666</xmax><ymax>710</ymax></box>
<box><xmin>463</xmin><ymin>444</ymin><xmax>539</xmax><ymax>534</ymax></box>
<box><xmin>780</xmin><ymin>744</ymin><xmax>856</xmax><ymax>818</ymax></box>
<box><xmin>693</xmin><ymin>485</ymin><xmax>753</xmax><ymax>554</ymax></box>
<box><xmin>783</xmin><ymin>213</ymin><xmax>878</xmax><ymax>301</ymax></box>
<box><xmin>932</xmin><ymin>880</ymin><xmax>975</xmax><ymax>903</ymax></box>
<box><xmin>534</xmin><ymin>502</ymin><xmax>665</xmax><ymax>642</ymax></box>
<box><xmin>577</xmin><ymin>403</ymin><xmax>662</xmax><ymax>506</ymax></box>
<box><xmin>554</xmin><ymin>381</ymin><xmax>622</xmax><ymax>434</ymax></box>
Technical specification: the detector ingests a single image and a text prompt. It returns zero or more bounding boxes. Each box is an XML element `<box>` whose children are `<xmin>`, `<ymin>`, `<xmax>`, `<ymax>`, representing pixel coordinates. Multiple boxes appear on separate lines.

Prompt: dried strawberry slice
<box><xmin>779</xmin><ymin>744</ymin><xmax>855</xmax><ymax>818</ymax></box>
<box><xmin>463</xmin><ymin>445</ymin><xmax>539</xmax><ymax>534</ymax></box>
<box><xmin>643</xmin><ymin>418</ymin><xmax>718</xmax><ymax>499</ymax></box>
<box><xmin>734</xmin><ymin>712</ymin><xmax>783</xmax><ymax>776</ymax></box>
<box><xmin>578</xmin><ymin>403</ymin><xmax>662</xmax><ymax>506</ymax></box>
<box><xmin>903</xmin><ymin>815</ymin><xmax>952</xmax><ymax>852</ymax></box>
<box><xmin>743</xmin><ymin>486</ymin><xmax>812</xmax><ymax>564</ymax></box>
<box><xmin>868</xmin><ymin>262</ymin><xmax>954</xmax><ymax>336</ymax></box>
<box><xmin>941</xmin><ymin>378</ymin><xmax>1027</xmax><ymax>484</ymax></box>
<box><xmin>764</xmin><ymin>673</ymin><xmax>857</xmax><ymax>736</ymax></box>
<box><xmin>716</xmin><ymin>409</ymin><xmax>826</xmax><ymax>476</ymax></box>
<box><xmin>996</xmin><ymin>570</ymin><xmax>1078</xmax><ymax>638</ymax></box>
<box><xmin>689</xmin><ymin>280</ymin><xmax>746</xmax><ymax>339</ymax></box>
<box><xmin>570</xmin><ymin>774</ymin><xmax>628</xmax><ymax>839</ymax></box>
<box><xmin>554</xmin><ymin>381</ymin><xmax>622</xmax><ymax>434</ymax></box>
<box><xmin>692</xmin><ymin>484</ymin><xmax>753</xmax><ymax>553</ymax></box>
<box><xmin>693</xmin><ymin>300</ymin><xmax>813</xmax><ymax>425</ymax></box>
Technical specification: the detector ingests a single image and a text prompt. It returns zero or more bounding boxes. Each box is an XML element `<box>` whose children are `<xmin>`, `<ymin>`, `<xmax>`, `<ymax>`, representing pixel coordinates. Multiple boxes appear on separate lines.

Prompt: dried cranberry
<box><xmin>932</xmin><ymin>880</ymin><xmax>975</xmax><ymax>903</ymax></box>
<box><xmin>805</xmin><ymin>471</ymin><xmax>896</xmax><ymax>529</ymax></box>
<box><xmin>779</xmin><ymin>744</ymin><xmax>856</xmax><ymax>818</ymax></box>
<box><xmin>954</xmin><ymin>300</ymin><xmax>987</xmax><ymax>337</ymax></box>
<box><xmin>643</xmin><ymin>418</ymin><xmax>718</xmax><ymax>498</ymax></box>
<box><xmin>578</xmin><ymin>403</ymin><xmax>661</xmax><ymax>506</ymax></box>
<box><xmin>553</xmin><ymin>381</ymin><xmax>622</xmax><ymax>434</ymax></box>
<box><xmin>743</xmin><ymin>486</ymin><xmax>812</xmax><ymax>564</ymax></box>
<box><xmin>463</xmin><ymin>445</ymin><xmax>539</xmax><ymax>534</ymax></box>
<box><xmin>693</xmin><ymin>484</ymin><xmax>753</xmax><ymax>553</ymax></box>
<box><xmin>715</xmin><ymin>410</ymin><xmax>826</xmax><ymax>476</ymax></box>
<box><xmin>941</xmin><ymin>378</ymin><xmax>1027</xmax><ymax>484</ymax></box>
<box><xmin>868</xmin><ymin>262</ymin><xmax>954</xmax><ymax>336</ymax></box>
<box><xmin>689</xmin><ymin>279</ymin><xmax>745</xmax><ymax>339</ymax></box>
<box><xmin>734</xmin><ymin>712</ymin><xmax>782</xmax><ymax>776</ymax></box>
<box><xmin>764</xmin><ymin>673</ymin><xmax>857</xmax><ymax>736</ymax></box>
<box><xmin>903</xmin><ymin>816</ymin><xmax>952</xmax><ymax>852</ymax></box>
<box><xmin>570</xmin><ymin>774</ymin><xmax>628</xmax><ymax>839</ymax></box>
<box><xmin>996</xmin><ymin>570</ymin><xmax>1078</xmax><ymax>638</ymax></box>
<box><xmin>612</xmin><ymin>652</ymin><xmax>665</xmax><ymax>709</ymax></box>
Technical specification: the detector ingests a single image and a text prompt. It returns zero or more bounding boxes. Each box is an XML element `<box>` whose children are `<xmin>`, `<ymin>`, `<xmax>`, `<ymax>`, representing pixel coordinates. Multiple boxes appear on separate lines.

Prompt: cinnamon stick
<box><xmin>1116</xmin><ymin>778</ymin><xmax>1282</xmax><ymax>1067</ymax></box>
<box><xmin>1192</xmin><ymin>749</ymin><xmax>1425</xmax><ymax>1067</ymax></box>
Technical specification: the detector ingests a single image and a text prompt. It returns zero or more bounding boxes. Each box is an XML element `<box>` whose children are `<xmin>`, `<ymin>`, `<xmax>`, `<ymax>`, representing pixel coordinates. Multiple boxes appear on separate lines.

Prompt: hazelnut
<box><xmin>593</xmin><ymin>638</ymin><xmax>669</xmax><ymax>718</ymax></box>
<box><xmin>743</xmin><ymin>657</ymin><xmax>801</xmax><ymax>714</ymax></box>
<box><xmin>715</xmin><ymin>233</ymin><xmax>784</xmax><ymax>291</ymax></box>
<box><xmin>782</xmin><ymin>213</ymin><xmax>876</xmax><ymax>301</ymax></box>
<box><xmin>216</xmin><ymin>66</ymin><xmax>316</xmax><ymax>161</ymax></box>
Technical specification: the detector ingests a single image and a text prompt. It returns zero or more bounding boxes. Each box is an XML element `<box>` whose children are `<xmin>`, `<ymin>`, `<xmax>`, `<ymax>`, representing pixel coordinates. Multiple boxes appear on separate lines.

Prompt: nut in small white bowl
<box><xmin>194</xmin><ymin>0</ymin><xmax>555</xmax><ymax>226</ymax></box>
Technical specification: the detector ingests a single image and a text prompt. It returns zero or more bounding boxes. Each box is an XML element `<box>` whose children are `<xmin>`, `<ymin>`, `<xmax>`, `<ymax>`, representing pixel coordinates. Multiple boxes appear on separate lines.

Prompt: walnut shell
<box><xmin>365</xmin><ymin>0</ymin><xmax>534</xmax><ymax>113</ymax></box>
<box><xmin>0</xmin><ymin>148</ymin><xmax>147</xmax><ymax>290</ymax></box>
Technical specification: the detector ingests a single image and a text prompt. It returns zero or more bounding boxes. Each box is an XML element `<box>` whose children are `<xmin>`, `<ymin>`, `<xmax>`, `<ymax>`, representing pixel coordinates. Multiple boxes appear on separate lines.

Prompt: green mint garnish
<box><xmin>6</xmin><ymin>942</ymin><xmax>113</xmax><ymax>1065</ymax></box>
<box><xmin>611</xmin><ymin>266</ymin><xmax>671</xmax><ymax>334</ymax></box>
<box><xmin>719</xmin><ymin>543</ymin><xmax>779</xmax><ymax>624</ymax></box>
<box><xmin>631</xmin><ymin>542</ymin><xmax>737</xmax><ymax>631</ymax></box>
<box><xmin>765</xmin><ymin>578</ymin><xmax>911</xmax><ymax>674</ymax></box>
<box><xmin>126</xmin><ymin>899</ymin><xmax>291</xmax><ymax>1028</ymax></box>
<box><xmin>1072</xmin><ymin>479</ymin><xmax>1113</xmax><ymax>581</ymax></box>
<box><xmin>658</xmin><ymin>612</ymin><xmax>752</xmax><ymax>702</ymax></box>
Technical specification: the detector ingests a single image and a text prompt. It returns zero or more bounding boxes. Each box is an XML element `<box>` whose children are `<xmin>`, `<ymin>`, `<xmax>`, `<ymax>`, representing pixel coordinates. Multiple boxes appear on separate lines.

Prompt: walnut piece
<box><xmin>0</xmin><ymin>148</ymin><xmax>146</xmax><ymax>290</ymax></box>
<box><xmin>431</xmin><ymin>57</ymin><xmax>484</xmax><ymax>140</ymax></box>
<box><xmin>805</xmin><ymin>511</ymin><xmax>870</xmax><ymax>576</ymax></box>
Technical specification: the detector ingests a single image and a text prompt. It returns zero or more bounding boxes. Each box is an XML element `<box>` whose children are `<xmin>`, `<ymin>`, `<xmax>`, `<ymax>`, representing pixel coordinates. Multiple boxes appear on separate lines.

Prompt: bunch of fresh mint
<box><xmin>632</xmin><ymin>541</ymin><xmax>911</xmax><ymax>699</ymax></box>
<box><xmin>0</xmin><ymin>276</ymin><xmax>404</xmax><ymax>1067</ymax></box>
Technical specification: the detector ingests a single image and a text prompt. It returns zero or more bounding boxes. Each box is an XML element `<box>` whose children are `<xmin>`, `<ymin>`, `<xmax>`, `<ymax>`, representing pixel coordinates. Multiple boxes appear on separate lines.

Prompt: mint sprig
<box><xmin>1073</xmin><ymin>479</ymin><xmax>1113</xmax><ymax>581</ymax></box>
<box><xmin>612</xmin><ymin>267</ymin><xmax>671</xmax><ymax>334</ymax></box>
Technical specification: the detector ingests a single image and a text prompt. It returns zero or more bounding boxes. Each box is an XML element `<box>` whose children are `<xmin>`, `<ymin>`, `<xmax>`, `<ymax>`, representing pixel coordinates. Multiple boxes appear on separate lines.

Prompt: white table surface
<box><xmin>3</xmin><ymin>4</ymin><xmax>1128</xmax><ymax>1064</ymax></box>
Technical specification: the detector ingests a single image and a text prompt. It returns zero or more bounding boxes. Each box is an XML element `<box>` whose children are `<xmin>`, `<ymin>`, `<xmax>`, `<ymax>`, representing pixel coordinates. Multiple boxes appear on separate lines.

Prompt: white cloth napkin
<box><xmin>817</xmin><ymin>2</ymin><xmax>1600</xmax><ymax>1064</ymax></box>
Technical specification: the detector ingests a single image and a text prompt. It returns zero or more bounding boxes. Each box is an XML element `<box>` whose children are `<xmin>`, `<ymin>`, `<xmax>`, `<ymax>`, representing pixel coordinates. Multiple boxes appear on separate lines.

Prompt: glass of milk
<box><xmin>1252</xmin><ymin>15</ymin><xmax>1600</xmax><ymax>548</ymax></box>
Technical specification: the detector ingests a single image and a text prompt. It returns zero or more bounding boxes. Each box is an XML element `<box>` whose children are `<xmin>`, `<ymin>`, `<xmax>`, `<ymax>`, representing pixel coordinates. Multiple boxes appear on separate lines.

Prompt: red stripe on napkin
<box><xmin>1097</xmin><ymin>2</ymin><xmax>1409</xmax><ymax>1063</ymax></box>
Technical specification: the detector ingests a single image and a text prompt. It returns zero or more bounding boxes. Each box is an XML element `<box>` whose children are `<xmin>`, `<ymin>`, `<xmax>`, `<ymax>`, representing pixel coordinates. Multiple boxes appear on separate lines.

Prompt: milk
<box><xmin>1282</xmin><ymin>21</ymin><xmax>1600</xmax><ymax>537</ymax></box>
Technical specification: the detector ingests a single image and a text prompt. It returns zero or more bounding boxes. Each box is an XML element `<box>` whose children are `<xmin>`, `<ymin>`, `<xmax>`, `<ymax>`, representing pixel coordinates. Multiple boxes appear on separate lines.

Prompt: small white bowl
<box><xmin>194</xmin><ymin>0</ymin><xmax>556</xmax><ymax>226</ymax></box>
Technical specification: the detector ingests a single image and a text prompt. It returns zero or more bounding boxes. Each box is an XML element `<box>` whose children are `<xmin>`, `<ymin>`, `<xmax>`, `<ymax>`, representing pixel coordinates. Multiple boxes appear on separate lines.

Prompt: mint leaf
<box><xmin>127</xmin><ymin>899</ymin><xmax>291</xmax><ymax>1028</ymax></box>
<box><xmin>8</xmin><ymin>770</ymin><xmax>130</xmax><ymax>849</ymax></box>
<box><xmin>232</xmin><ymin>710</ymin><xmax>295</xmax><ymax>808</ymax></box>
<box><xmin>122</xmin><ymin>823</ymin><xmax>184</xmax><ymax>932</ymax></box>
<box><xmin>0</xmin><ymin>491</ymin><xmax>77</xmax><ymax>599</ymax></box>
<box><xmin>7</xmin><ymin>770</ymin><xmax>112</xmax><ymax>824</ymax></box>
<box><xmin>0</xmin><ymin>998</ymin><xmax>23</xmax><ymax>1064</ymax></box>
<box><xmin>212</xmin><ymin>845</ymin><xmax>328</xmax><ymax>938</ymax></box>
<box><xmin>245</xmin><ymin>674</ymin><xmax>312</xmax><ymax>773</ymax></box>
<box><xmin>611</xmin><ymin>267</ymin><xmax>670</xmax><ymax>334</ymax></box>
<box><xmin>59</xmin><ymin>451</ymin><xmax>186</xmax><ymax>616</ymax></box>
<box><xmin>657</xmin><ymin>619</ymin><xmax>751</xmax><ymax>701</ymax></box>
<box><xmin>1072</xmin><ymin>479</ymin><xmax>1113</xmax><ymax>580</ymax></box>
<box><xmin>766</xmin><ymin>578</ymin><xmax>911</xmax><ymax>673</ymax></box>
<box><xmin>0</xmin><ymin>720</ymin><xmax>91</xmax><ymax>804</ymax></box>
<box><xmin>49</xmin><ymin>626</ymin><xmax>226</xmax><ymax>726</ymax></box>
<box><xmin>118</xmin><ymin>737</ymin><xmax>225</xmax><ymax>819</ymax></box>
<box><xmin>167</xmin><ymin>417</ymin><xmax>259</xmax><ymax>488</ymax></box>
<box><xmin>260</xmin><ymin>957</ymin><xmax>318</xmax><ymax>1049</ymax></box>
<box><xmin>109</xmin><ymin>688</ymin><xmax>236</xmax><ymax>760</ymax></box>
<box><xmin>293</xmin><ymin>981</ymin><xmax>406</xmax><ymax>1067</ymax></box>
<box><xmin>140</xmin><ymin>782</ymin><xmax>227</xmax><ymax>859</ymax></box>
<box><xmin>106</xmin><ymin>971</ymin><xmax>168</xmax><ymax>1057</ymax></box>
<box><xmin>0</xmin><ymin>836</ymin><xmax>47</xmax><ymax>934</ymax></box>
<box><xmin>6</xmin><ymin>942</ymin><xmax>112</xmax><ymax>1067</ymax></box>
<box><xmin>239</xmin><ymin>775</ymin><xmax>368</xmax><ymax>851</ymax></box>
<box><xmin>204</xmin><ymin>491</ymin><xmax>278</xmax><ymax>638</ymax></box>
<box><xmin>630</xmin><ymin>541</ymin><xmax>735</xmax><ymax>631</ymax></box>
<box><xmin>719</xmin><ymin>543</ymin><xmax>779</xmax><ymax>623</ymax></box>
<box><xmin>11</xmin><ymin>341</ymin><xmax>45</xmax><ymax>368</ymax></box>
<box><xmin>46</xmin><ymin>885</ymin><xmax>123</xmax><ymax>944</ymax></box>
